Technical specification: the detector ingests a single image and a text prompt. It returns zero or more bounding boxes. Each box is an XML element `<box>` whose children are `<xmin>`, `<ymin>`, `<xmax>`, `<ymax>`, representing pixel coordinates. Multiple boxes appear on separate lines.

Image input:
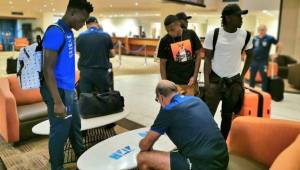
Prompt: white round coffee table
<box><xmin>77</xmin><ymin>127</ymin><xmax>175</xmax><ymax>170</ymax></box>
<box><xmin>32</xmin><ymin>110</ymin><xmax>129</xmax><ymax>135</ymax></box>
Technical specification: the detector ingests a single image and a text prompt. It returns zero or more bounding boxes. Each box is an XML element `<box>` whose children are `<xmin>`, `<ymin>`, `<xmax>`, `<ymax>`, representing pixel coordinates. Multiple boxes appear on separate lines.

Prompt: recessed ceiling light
<box><xmin>43</xmin><ymin>4</ymin><xmax>47</xmax><ymax>7</ymax></box>
<box><xmin>109</xmin><ymin>4</ymin><xmax>112</xmax><ymax>8</ymax></box>
<box><xmin>9</xmin><ymin>1</ymin><xmax>13</xmax><ymax>5</ymax></box>
<box><xmin>52</xmin><ymin>8</ymin><xmax>56</xmax><ymax>12</ymax></box>
<box><xmin>135</xmin><ymin>2</ymin><xmax>139</xmax><ymax>6</ymax></box>
<box><xmin>26</xmin><ymin>0</ymin><xmax>30</xmax><ymax>2</ymax></box>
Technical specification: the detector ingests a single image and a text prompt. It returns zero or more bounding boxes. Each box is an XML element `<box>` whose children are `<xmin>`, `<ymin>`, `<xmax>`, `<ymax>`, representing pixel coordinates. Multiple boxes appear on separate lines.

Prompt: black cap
<box><xmin>86</xmin><ymin>16</ymin><xmax>98</xmax><ymax>24</ymax></box>
<box><xmin>222</xmin><ymin>4</ymin><xmax>248</xmax><ymax>16</ymax></box>
<box><xmin>176</xmin><ymin>12</ymin><xmax>192</xmax><ymax>20</ymax></box>
<box><xmin>164</xmin><ymin>15</ymin><xmax>179</xmax><ymax>26</ymax></box>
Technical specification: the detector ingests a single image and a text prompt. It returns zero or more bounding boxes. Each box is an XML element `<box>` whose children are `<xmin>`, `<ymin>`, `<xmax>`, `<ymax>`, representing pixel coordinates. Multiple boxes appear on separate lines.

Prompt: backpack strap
<box><xmin>43</xmin><ymin>24</ymin><xmax>67</xmax><ymax>54</ymax></box>
<box><xmin>17</xmin><ymin>48</ymin><xmax>30</xmax><ymax>77</ymax></box>
<box><xmin>241</xmin><ymin>31</ymin><xmax>251</xmax><ymax>53</ymax></box>
<box><xmin>212</xmin><ymin>28</ymin><xmax>219</xmax><ymax>58</ymax></box>
<box><xmin>39</xmin><ymin>24</ymin><xmax>67</xmax><ymax>82</ymax></box>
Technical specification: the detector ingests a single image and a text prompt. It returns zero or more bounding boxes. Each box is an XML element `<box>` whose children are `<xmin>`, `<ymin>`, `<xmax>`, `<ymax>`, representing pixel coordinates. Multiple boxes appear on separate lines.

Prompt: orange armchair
<box><xmin>0</xmin><ymin>75</ymin><xmax>47</xmax><ymax>143</ymax></box>
<box><xmin>227</xmin><ymin>117</ymin><xmax>300</xmax><ymax>170</ymax></box>
<box><xmin>0</xmin><ymin>72</ymin><xmax>80</xmax><ymax>143</ymax></box>
<box><xmin>0</xmin><ymin>78</ymin><xmax>19</xmax><ymax>142</ymax></box>
<box><xmin>14</xmin><ymin>38</ymin><xmax>29</xmax><ymax>51</ymax></box>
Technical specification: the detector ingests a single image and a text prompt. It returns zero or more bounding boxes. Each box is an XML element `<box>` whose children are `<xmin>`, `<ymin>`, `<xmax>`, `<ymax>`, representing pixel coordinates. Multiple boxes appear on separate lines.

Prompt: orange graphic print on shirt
<box><xmin>170</xmin><ymin>40</ymin><xmax>193</xmax><ymax>62</ymax></box>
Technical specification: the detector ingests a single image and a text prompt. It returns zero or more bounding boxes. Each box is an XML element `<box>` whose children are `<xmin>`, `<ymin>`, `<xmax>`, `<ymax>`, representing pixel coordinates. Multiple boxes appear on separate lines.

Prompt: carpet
<box><xmin>0</xmin><ymin>137</ymin><xmax>49</xmax><ymax>170</ymax></box>
<box><xmin>0</xmin><ymin>119</ymin><xmax>143</xmax><ymax>170</ymax></box>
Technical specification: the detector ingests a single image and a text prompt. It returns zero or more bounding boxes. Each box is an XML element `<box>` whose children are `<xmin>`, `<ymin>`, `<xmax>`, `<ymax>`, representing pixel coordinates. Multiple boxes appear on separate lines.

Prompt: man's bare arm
<box><xmin>109</xmin><ymin>49</ymin><xmax>115</xmax><ymax>58</ymax></box>
<box><xmin>43</xmin><ymin>49</ymin><xmax>66</xmax><ymax>118</ymax></box>
<box><xmin>139</xmin><ymin>130</ymin><xmax>161</xmax><ymax>152</ymax></box>
<box><xmin>160</xmin><ymin>59</ymin><xmax>167</xmax><ymax>80</ymax></box>
<box><xmin>188</xmin><ymin>49</ymin><xmax>201</xmax><ymax>86</ymax></box>
<box><xmin>204</xmin><ymin>49</ymin><xmax>213</xmax><ymax>87</ymax></box>
<box><xmin>241</xmin><ymin>49</ymin><xmax>253</xmax><ymax>78</ymax></box>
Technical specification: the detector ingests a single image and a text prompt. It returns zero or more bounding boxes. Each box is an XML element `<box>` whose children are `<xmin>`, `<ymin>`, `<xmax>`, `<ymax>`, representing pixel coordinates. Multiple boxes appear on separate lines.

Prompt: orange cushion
<box><xmin>270</xmin><ymin>134</ymin><xmax>300</xmax><ymax>170</ymax></box>
<box><xmin>228</xmin><ymin>117</ymin><xmax>300</xmax><ymax>167</ymax></box>
<box><xmin>7</xmin><ymin>75</ymin><xmax>42</xmax><ymax>106</ymax></box>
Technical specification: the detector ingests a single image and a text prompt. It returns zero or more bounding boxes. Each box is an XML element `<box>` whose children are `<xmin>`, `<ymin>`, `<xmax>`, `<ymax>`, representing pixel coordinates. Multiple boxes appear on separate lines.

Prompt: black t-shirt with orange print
<box><xmin>158</xmin><ymin>29</ymin><xmax>202</xmax><ymax>84</ymax></box>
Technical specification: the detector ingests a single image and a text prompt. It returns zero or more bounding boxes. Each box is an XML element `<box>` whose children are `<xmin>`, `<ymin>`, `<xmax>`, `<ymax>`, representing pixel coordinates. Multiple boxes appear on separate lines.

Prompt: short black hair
<box><xmin>67</xmin><ymin>0</ymin><xmax>94</xmax><ymax>13</ymax></box>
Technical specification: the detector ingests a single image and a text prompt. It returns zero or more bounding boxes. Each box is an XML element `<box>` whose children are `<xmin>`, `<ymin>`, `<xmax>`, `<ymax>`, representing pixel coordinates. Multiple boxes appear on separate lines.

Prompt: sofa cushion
<box><xmin>17</xmin><ymin>102</ymin><xmax>47</xmax><ymax>122</ymax></box>
<box><xmin>228</xmin><ymin>154</ymin><xmax>267</xmax><ymax>170</ymax></box>
<box><xmin>270</xmin><ymin>134</ymin><xmax>300</xmax><ymax>170</ymax></box>
<box><xmin>7</xmin><ymin>75</ymin><xmax>43</xmax><ymax>106</ymax></box>
<box><xmin>288</xmin><ymin>63</ymin><xmax>300</xmax><ymax>89</ymax></box>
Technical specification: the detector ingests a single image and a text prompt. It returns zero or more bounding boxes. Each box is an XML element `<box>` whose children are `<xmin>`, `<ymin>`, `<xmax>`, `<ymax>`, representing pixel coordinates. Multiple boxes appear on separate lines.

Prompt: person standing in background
<box><xmin>76</xmin><ymin>16</ymin><xmax>115</xmax><ymax>93</ymax></box>
<box><xmin>176</xmin><ymin>12</ymin><xmax>192</xmax><ymax>29</ymax></box>
<box><xmin>249</xmin><ymin>24</ymin><xmax>282</xmax><ymax>91</ymax></box>
<box><xmin>203</xmin><ymin>4</ymin><xmax>253</xmax><ymax>140</ymax></box>
<box><xmin>158</xmin><ymin>15</ymin><xmax>202</xmax><ymax>96</ymax></box>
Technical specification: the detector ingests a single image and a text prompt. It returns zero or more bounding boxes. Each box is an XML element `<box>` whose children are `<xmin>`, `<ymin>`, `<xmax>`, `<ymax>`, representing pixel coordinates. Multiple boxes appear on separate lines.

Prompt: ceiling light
<box><xmin>52</xmin><ymin>8</ymin><xmax>56</xmax><ymax>12</ymax></box>
<box><xmin>43</xmin><ymin>4</ymin><xmax>47</xmax><ymax>7</ymax></box>
<box><xmin>26</xmin><ymin>0</ymin><xmax>30</xmax><ymax>2</ymax></box>
<box><xmin>109</xmin><ymin>4</ymin><xmax>112</xmax><ymax>8</ymax></box>
<box><xmin>135</xmin><ymin>2</ymin><xmax>139</xmax><ymax>6</ymax></box>
<box><xmin>9</xmin><ymin>1</ymin><xmax>13</xmax><ymax>5</ymax></box>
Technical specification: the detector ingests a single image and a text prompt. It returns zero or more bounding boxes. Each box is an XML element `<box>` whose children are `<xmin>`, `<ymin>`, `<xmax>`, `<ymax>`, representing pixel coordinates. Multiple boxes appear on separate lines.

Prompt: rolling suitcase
<box><xmin>267</xmin><ymin>61</ymin><xmax>284</xmax><ymax>101</ymax></box>
<box><xmin>240</xmin><ymin>86</ymin><xmax>271</xmax><ymax>118</ymax></box>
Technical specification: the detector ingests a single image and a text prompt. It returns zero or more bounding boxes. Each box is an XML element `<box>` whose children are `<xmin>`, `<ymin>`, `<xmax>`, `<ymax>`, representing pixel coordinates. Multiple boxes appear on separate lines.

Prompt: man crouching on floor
<box><xmin>137</xmin><ymin>80</ymin><xmax>229</xmax><ymax>170</ymax></box>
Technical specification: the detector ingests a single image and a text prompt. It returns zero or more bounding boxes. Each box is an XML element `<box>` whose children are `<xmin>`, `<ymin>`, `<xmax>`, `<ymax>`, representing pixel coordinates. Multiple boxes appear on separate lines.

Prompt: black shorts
<box><xmin>170</xmin><ymin>151</ymin><xmax>191</xmax><ymax>170</ymax></box>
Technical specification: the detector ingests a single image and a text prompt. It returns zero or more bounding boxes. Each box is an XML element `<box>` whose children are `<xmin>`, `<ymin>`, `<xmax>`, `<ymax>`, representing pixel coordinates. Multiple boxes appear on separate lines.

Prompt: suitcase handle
<box><xmin>270</xmin><ymin>55</ymin><xmax>276</xmax><ymax>79</ymax></box>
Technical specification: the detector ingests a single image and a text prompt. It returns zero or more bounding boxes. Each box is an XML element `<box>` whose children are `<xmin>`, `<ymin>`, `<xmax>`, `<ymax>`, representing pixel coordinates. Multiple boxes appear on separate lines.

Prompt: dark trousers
<box><xmin>40</xmin><ymin>85</ymin><xmax>84</xmax><ymax>170</ymax></box>
<box><xmin>204</xmin><ymin>73</ymin><xmax>243</xmax><ymax>140</ymax></box>
<box><xmin>249</xmin><ymin>61</ymin><xmax>268</xmax><ymax>91</ymax></box>
<box><xmin>79</xmin><ymin>68</ymin><xmax>109</xmax><ymax>93</ymax></box>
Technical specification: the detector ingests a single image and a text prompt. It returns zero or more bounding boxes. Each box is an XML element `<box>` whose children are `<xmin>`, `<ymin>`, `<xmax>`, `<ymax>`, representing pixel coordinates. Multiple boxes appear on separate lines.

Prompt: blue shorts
<box><xmin>170</xmin><ymin>151</ymin><xmax>191</xmax><ymax>170</ymax></box>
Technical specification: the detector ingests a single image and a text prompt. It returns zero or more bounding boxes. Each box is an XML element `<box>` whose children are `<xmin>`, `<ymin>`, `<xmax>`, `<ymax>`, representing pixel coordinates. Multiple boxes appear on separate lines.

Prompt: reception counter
<box><xmin>112</xmin><ymin>37</ymin><xmax>159</xmax><ymax>57</ymax></box>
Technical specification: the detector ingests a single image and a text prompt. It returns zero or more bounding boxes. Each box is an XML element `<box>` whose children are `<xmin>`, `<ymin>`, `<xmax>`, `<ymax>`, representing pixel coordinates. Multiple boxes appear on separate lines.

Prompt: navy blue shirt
<box><xmin>151</xmin><ymin>94</ymin><xmax>228</xmax><ymax>167</ymax></box>
<box><xmin>253</xmin><ymin>35</ymin><xmax>278</xmax><ymax>63</ymax></box>
<box><xmin>42</xmin><ymin>19</ymin><xmax>76</xmax><ymax>90</ymax></box>
<box><xmin>76</xmin><ymin>27</ymin><xmax>113</xmax><ymax>70</ymax></box>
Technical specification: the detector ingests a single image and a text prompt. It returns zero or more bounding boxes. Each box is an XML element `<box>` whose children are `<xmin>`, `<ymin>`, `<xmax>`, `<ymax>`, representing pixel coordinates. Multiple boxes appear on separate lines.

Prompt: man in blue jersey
<box><xmin>41</xmin><ymin>0</ymin><xmax>93</xmax><ymax>169</ymax></box>
<box><xmin>76</xmin><ymin>16</ymin><xmax>115</xmax><ymax>93</ymax></box>
<box><xmin>250</xmin><ymin>24</ymin><xmax>282</xmax><ymax>91</ymax></box>
<box><xmin>137</xmin><ymin>80</ymin><xmax>228</xmax><ymax>170</ymax></box>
